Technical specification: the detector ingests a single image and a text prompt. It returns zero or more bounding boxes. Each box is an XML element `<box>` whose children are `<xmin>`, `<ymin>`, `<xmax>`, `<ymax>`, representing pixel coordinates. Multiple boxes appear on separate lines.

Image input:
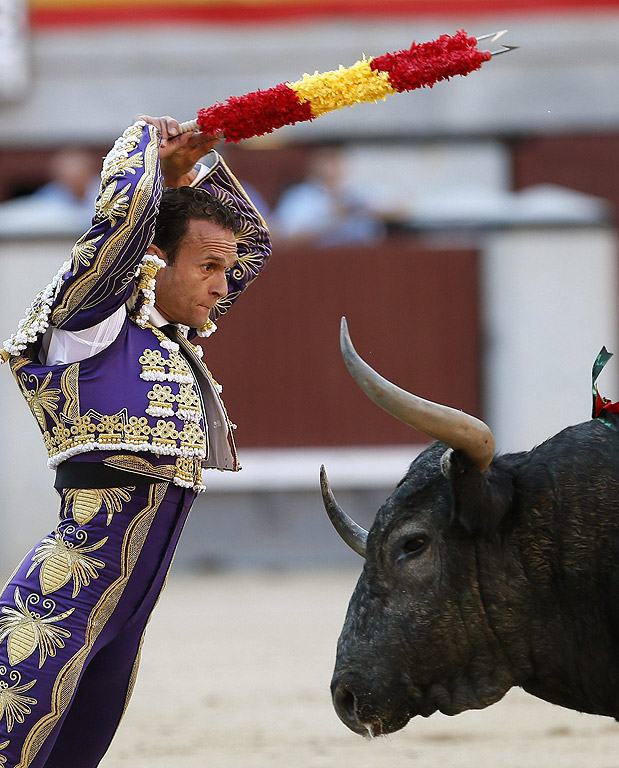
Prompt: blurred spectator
<box><xmin>30</xmin><ymin>148</ymin><xmax>100</xmax><ymax>216</ymax></box>
<box><xmin>238</xmin><ymin>179</ymin><xmax>272</xmax><ymax>223</ymax></box>
<box><xmin>273</xmin><ymin>145</ymin><xmax>385</xmax><ymax>247</ymax></box>
<box><xmin>0</xmin><ymin>147</ymin><xmax>100</xmax><ymax>237</ymax></box>
<box><xmin>210</xmin><ymin>145</ymin><xmax>273</xmax><ymax>223</ymax></box>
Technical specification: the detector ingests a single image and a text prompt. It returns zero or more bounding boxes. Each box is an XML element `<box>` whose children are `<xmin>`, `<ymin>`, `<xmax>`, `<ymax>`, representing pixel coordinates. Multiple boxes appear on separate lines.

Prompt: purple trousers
<box><xmin>0</xmin><ymin>481</ymin><xmax>196</xmax><ymax>768</ymax></box>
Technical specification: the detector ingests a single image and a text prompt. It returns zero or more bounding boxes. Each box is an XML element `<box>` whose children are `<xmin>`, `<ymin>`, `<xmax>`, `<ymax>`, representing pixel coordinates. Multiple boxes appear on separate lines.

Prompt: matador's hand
<box><xmin>135</xmin><ymin>114</ymin><xmax>222</xmax><ymax>187</ymax></box>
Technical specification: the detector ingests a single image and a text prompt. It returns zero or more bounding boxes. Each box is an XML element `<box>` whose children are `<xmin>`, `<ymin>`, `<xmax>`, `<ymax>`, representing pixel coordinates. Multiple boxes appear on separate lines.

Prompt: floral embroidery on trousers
<box><xmin>0</xmin><ymin>481</ymin><xmax>196</xmax><ymax>768</ymax></box>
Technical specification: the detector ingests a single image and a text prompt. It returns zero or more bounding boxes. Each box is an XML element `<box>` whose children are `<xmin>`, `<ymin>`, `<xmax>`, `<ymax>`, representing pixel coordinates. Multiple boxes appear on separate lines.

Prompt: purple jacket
<box><xmin>2</xmin><ymin>121</ymin><xmax>271</xmax><ymax>490</ymax></box>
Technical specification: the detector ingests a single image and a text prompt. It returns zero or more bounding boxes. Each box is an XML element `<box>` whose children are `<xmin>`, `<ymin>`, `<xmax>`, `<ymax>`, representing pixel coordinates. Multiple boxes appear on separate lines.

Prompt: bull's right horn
<box><xmin>320</xmin><ymin>465</ymin><xmax>368</xmax><ymax>558</ymax></box>
<box><xmin>340</xmin><ymin>317</ymin><xmax>495</xmax><ymax>473</ymax></box>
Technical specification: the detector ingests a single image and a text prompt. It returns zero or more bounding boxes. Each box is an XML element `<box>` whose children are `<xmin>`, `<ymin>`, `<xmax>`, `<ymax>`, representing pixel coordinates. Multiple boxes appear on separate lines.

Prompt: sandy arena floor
<box><xmin>103</xmin><ymin>570</ymin><xmax>619</xmax><ymax>768</ymax></box>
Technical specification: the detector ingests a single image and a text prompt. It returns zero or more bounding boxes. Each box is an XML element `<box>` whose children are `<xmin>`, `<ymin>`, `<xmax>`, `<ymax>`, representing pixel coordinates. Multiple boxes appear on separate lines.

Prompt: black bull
<box><xmin>322</xmin><ymin>320</ymin><xmax>619</xmax><ymax>737</ymax></box>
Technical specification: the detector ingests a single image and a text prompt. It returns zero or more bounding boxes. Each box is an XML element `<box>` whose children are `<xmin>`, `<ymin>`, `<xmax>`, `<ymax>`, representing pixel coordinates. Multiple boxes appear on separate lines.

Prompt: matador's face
<box><xmin>152</xmin><ymin>218</ymin><xmax>237</xmax><ymax>328</ymax></box>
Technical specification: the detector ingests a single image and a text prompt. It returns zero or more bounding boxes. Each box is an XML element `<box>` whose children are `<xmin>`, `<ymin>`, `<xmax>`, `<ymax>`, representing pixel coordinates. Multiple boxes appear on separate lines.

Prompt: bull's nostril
<box><xmin>335</xmin><ymin>685</ymin><xmax>356</xmax><ymax>720</ymax></box>
<box><xmin>332</xmin><ymin>683</ymin><xmax>367</xmax><ymax>735</ymax></box>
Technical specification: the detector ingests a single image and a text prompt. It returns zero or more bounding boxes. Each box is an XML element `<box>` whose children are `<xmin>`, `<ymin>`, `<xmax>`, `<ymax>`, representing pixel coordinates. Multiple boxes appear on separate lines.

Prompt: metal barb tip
<box><xmin>476</xmin><ymin>29</ymin><xmax>508</xmax><ymax>42</ymax></box>
<box><xmin>490</xmin><ymin>44</ymin><xmax>519</xmax><ymax>56</ymax></box>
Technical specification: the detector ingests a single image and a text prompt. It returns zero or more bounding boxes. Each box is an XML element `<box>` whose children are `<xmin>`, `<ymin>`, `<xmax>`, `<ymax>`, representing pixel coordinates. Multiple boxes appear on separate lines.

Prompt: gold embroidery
<box><xmin>124</xmin><ymin>416</ymin><xmax>151</xmax><ymax>446</ymax></box>
<box><xmin>94</xmin><ymin>180</ymin><xmax>131</xmax><ymax>227</ymax></box>
<box><xmin>71</xmin><ymin>235</ymin><xmax>104</xmax><ymax>268</ymax></box>
<box><xmin>139</xmin><ymin>348</ymin><xmax>167</xmax><ymax>378</ymax></box>
<box><xmin>231</xmin><ymin>219</ymin><xmax>263</xmax><ymax>281</ymax></box>
<box><xmin>19</xmin><ymin>373</ymin><xmax>61</xmax><ymax>431</ymax></box>
<box><xmin>145</xmin><ymin>384</ymin><xmax>176</xmax><ymax>417</ymax></box>
<box><xmin>142</xmin><ymin>330</ymin><xmax>194</xmax><ymax>382</ymax></box>
<box><xmin>211</xmin><ymin>290</ymin><xmax>241</xmax><ymax>320</ymax></box>
<box><xmin>9</xmin><ymin>357</ymin><xmax>30</xmax><ymax>376</ymax></box>
<box><xmin>95</xmin><ymin>412</ymin><xmax>127</xmax><ymax>445</ymax></box>
<box><xmin>26</xmin><ymin>528</ymin><xmax>107</xmax><ymax>598</ymax></box>
<box><xmin>101</xmin><ymin>152</ymin><xmax>143</xmax><ymax>186</ymax></box>
<box><xmin>210</xmin><ymin>159</ymin><xmax>268</xmax><ymax>227</ymax></box>
<box><xmin>69</xmin><ymin>415</ymin><xmax>97</xmax><ymax>445</ymax></box>
<box><xmin>0</xmin><ymin>740</ymin><xmax>9</xmax><ymax>765</ymax></box>
<box><xmin>177</xmin><ymin>421</ymin><xmax>206</xmax><ymax>454</ymax></box>
<box><xmin>51</xmin><ymin>129</ymin><xmax>159</xmax><ymax>327</ymax></box>
<box><xmin>64</xmin><ymin>487</ymin><xmax>133</xmax><ymax>527</ymax></box>
<box><xmin>60</xmin><ymin>363</ymin><xmax>80</xmax><ymax>422</ymax></box>
<box><xmin>102</xmin><ymin>455</ymin><xmax>176</xmax><ymax>482</ymax></box>
<box><xmin>41</xmin><ymin>405</ymin><xmax>207</xmax><ymax>469</ymax></box>
<box><xmin>231</xmin><ymin>250</ymin><xmax>264</xmax><ymax>282</ymax></box>
<box><xmin>210</xmin><ymin>186</ymin><xmax>235</xmax><ymax>209</ymax></box>
<box><xmin>0</xmin><ymin>668</ymin><xmax>37</xmax><ymax>734</ymax></box>
<box><xmin>233</xmin><ymin>219</ymin><xmax>257</xmax><ymax>249</ymax></box>
<box><xmin>0</xmin><ymin>588</ymin><xmax>74</xmax><ymax>668</ymax></box>
<box><xmin>174</xmin><ymin>456</ymin><xmax>201</xmax><ymax>485</ymax></box>
<box><xmin>150</xmin><ymin>420</ymin><xmax>179</xmax><ymax>451</ymax></box>
<box><xmin>49</xmin><ymin>423</ymin><xmax>71</xmax><ymax>454</ymax></box>
<box><xmin>19</xmin><ymin>482</ymin><xmax>168</xmax><ymax>767</ymax></box>
<box><xmin>13</xmin><ymin>324</ymin><xmax>218</xmax><ymax>485</ymax></box>
<box><xmin>166</xmin><ymin>349</ymin><xmax>192</xmax><ymax>380</ymax></box>
<box><xmin>176</xmin><ymin>382</ymin><xmax>201</xmax><ymax>420</ymax></box>
<box><xmin>100</xmin><ymin>123</ymin><xmax>144</xmax><ymax>189</ymax></box>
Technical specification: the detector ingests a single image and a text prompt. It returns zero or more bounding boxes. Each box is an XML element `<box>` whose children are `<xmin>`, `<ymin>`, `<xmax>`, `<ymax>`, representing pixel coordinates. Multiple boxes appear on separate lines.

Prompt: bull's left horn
<box><xmin>339</xmin><ymin>317</ymin><xmax>495</xmax><ymax>473</ymax></box>
<box><xmin>320</xmin><ymin>465</ymin><xmax>368</xmax><ymax>558</ymax></box>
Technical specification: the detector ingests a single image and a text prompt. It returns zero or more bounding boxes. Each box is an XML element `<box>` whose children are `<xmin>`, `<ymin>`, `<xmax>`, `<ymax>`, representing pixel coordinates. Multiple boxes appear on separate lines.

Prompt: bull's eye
<box><xmin>397</xmin><ymin>536</ymin><xmax>427</xmax><ymax>561</ymax></box>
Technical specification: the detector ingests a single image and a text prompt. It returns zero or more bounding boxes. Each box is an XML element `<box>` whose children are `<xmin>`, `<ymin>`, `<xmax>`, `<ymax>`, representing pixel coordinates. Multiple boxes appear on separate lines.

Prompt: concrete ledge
<box><xmin>203</xmin><ymin>444</ymin><xmax>424</xmax><ymax>492</ymax></box>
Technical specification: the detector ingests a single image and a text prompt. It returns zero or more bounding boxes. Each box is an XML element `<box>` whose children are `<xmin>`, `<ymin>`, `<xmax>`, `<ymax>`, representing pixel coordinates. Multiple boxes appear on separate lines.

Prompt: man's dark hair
<box><xmin>152</xmin><ymin>186</ymin><xmax>238</xmax><ymax>265</ymax></box>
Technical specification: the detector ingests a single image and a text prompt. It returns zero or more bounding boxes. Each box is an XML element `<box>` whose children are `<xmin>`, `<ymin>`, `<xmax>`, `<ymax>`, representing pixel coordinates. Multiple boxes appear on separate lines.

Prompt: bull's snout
<box><xmin>331</xmin><ymin>681</ymin><xmax>371</xmax><ymax>736</ymax></box>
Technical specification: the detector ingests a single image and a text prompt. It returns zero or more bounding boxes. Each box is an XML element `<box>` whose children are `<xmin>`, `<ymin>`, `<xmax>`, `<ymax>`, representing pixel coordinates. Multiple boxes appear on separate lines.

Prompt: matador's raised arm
<box><xmin>1</xmin><ymin>119</ymin><xmax>271</xmax><ymax>359</ymax></box>
<box><xmin>51</xmin><ymin>120</ymin><xmax>162</xmax><ymax>330</ymax></box>
<box><xmin>189</xmin><ymin>154</ymin><xmax>271</xmax><ymax>323</ymax></box>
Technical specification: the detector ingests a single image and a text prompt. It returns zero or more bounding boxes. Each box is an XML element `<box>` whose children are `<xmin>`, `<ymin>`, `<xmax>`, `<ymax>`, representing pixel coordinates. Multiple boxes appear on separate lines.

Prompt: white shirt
<box><xmin>40</xmin><ymin>304</ymin><xmax>127</xmax><ymax>366</ymax></box>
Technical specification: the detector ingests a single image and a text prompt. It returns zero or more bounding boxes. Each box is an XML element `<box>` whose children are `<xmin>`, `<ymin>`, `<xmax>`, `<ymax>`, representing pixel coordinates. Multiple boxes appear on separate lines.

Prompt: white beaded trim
<box><xmin>145</xmin><ymin>405</ymin><xmax>175</xmax><ymax>418</ymax></box>
<box><xmin>2</xmin><ymin>260</ymin><xmax>72</xmax><ymax>358</ymax></box>
<box><xmin>47</xmin><ymin>441</ymin><xmax>206</xmax><ymax>469</ymax></box>
<box><xmin>176</xmin><ymin>409</ymin><xmax>202</xmax><ymax>423</ymax></box>
<box><xmin>197</xmin><ymin>320</ymin><xmax>217</xmax><ymax>338</ymax></box>
<box><xmin>158</xmin><ymin>336</ymin><xmax>179</xmax><ymax>353</ymax></box>
<box><xmin>139</xmin><ymin>371</ymin><xmax>192</xmax><ymax>384</ymax></box>
<box><xmin>133</xmin><ymin>253</ymin><xmax>166</xmax><ymax>328</ymax></box>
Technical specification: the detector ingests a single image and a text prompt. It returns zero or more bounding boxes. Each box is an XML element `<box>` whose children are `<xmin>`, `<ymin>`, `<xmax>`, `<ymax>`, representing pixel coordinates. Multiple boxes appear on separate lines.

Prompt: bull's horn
<box><xmin>339</xmin><ymin>317</ymin><xmax>495</xmax><ymax>473</ymax></box>
<box><xmin>320</xmin><ymin>465</ymin><xmax>368</xmax><ymax>558</ymax></box>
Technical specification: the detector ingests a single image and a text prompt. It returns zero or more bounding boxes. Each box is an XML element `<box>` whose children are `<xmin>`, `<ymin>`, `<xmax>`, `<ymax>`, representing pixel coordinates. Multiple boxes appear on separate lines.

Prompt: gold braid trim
<box><xmin>103</xmin><ymin>455</ymin><xmax>177</xmax><ymax>482</ymax></box>
<box><xmin>17</xmin><ymin>482</ymin><xmax>169</xmax><ymax>767</ymax></box>
<box><xmin>51</xmin><ymin>127</ymin><xmax>160</xmax><ymax>327</ymax></box>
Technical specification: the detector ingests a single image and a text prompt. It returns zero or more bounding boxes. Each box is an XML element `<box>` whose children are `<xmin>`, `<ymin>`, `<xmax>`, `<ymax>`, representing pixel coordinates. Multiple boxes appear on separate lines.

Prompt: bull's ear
<box><xmin>442</xmin><ymin>449</ymin><xmax>513</xmax><ymax>536</ymax></box>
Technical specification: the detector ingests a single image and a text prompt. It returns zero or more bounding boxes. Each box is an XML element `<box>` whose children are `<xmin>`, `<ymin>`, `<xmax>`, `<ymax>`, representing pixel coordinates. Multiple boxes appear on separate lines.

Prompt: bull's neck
<box><xmin>483</xmin><ymin>492</ymin><xmax>619</xmax><ymax>719</ymax></box>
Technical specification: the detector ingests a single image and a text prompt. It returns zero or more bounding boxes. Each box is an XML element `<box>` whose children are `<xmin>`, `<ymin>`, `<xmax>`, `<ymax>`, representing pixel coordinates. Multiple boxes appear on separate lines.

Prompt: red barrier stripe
<box><xmin>30</xmin><ymin>0</ymin><xmax>619</xmax><ymax>28</ymax></box>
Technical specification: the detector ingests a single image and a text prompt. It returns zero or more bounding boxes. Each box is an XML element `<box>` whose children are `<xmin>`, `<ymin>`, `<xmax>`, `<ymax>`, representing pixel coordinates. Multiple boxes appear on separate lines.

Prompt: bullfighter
<box><xmin>0</xmin><ymin>114</ymin><xmax>270</xmax><ymax>767</ymax></box>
